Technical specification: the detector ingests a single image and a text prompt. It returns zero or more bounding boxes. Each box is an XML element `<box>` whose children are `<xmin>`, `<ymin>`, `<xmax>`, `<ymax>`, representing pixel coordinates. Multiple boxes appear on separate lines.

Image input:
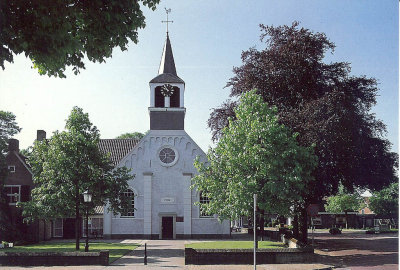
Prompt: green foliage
<box><xmin>193</xmin><ymin>90</ymin><xmax>317</xmax><ymax>220</ymax></box>
<box><xmin>325</xmin><ymin>185</ymin><xmax>363</xmax><ymax>213</ymax></box>
<box><xmin>1</xmin><ymin>0</ymin><xmax>160</xmax><ymax>77</ymax></box>
<box><xmin>0</xmin><ymin>111</ymin><xmax>21</xmax><ymax>155</ymax></box>
<box><xmin>208</xmin><ymin>22</ymin><xmax>398</xmax><ymax>199</ymax></box>
<box><xmin>21</xmin><ymin>106</ymin><xmax>134</xmax><ymax>221</ymax></box>
<box><xmin>369</xmin><ymin>182</ymin><xmax>398</xmax><ymax>218</ymax></box>
<box><xmin>116</xmin><ymin>131</ymin><xmax>146</xmax><ymax>140</ymax></box>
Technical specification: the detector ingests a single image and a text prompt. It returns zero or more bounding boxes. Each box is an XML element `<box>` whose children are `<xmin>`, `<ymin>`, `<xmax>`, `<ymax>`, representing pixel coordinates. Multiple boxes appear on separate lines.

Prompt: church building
<box><xmin>101</xmin><ymin>32</ymin><xmax>230</xmax><ymax>239</ymax></box>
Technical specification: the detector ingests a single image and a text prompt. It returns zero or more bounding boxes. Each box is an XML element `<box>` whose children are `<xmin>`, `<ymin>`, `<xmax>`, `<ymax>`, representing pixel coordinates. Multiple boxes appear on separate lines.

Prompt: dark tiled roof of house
<box><xmin>98</xmin><ymin>139</ymin><xmax>140</xmax><ymax>166</ymax></box>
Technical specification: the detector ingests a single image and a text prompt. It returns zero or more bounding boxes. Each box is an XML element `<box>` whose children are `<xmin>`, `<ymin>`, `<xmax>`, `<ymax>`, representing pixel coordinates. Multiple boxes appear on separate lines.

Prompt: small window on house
<box><xmin>121</xmin><ymin>189</ymin><xmax>135</xmax><ymax>217</ymax></box>
<box><xmin>4</xmin><ymin>185</ymin><xmax>21</xmax><ymax>205</ymax></box>
<box><xmin>53</xmin><ymin>218</ymin><xmax>63</xmax><ymax>237</ymax></box>
<box><xmin>8</xmin><ymin>166</ymin><xmax>15</xmax><ymax>173</ymax></box>
<box><xmin>82</xmin><ymin>217</ymin><xmax>103</xmax><ymax>237</ymax></box>
<box><xmin>199</xmin><ymin>192</ymin><xmax>212</xmax><ymax>217</ymax></box>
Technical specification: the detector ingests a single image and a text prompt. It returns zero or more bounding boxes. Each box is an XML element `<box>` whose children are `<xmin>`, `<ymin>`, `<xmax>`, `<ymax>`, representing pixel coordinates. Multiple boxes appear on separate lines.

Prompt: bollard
<box><xmin>144</xmin><ymin>243</ymin><xmax>147</xmax><ymax>265</ymax></box>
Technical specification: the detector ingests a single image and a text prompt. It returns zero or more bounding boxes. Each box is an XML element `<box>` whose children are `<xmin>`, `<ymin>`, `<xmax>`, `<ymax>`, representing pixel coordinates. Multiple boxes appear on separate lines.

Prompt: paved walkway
<box><xmin>2</xmin><ymin>232</ymin><xmax>398</xmax><ymax>269</ymax></box>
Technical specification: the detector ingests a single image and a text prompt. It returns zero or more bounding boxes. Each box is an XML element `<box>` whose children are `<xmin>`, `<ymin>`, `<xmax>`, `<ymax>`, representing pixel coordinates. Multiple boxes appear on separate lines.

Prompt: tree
<box><xmin>193</xmin><ymin>90</ymin><xmax>317</xmax><ymax>239</ymax></box>
<box><xmin>208</xmin><ymin>22</ymin><xmax>398</xmax><ymax>241</ymax></box>
<box><xmin>1</xmin><ymin>0</ymin><xmax>160</xmax><ymax>78</ymax></box>
<box><xmin>116</xmin><ymin>131</ymin><xmax>147</xmax><ymax>140</ymax></box>
<box><xmin>369</xmin><ymin>182</ymin><xmax>398</xmax><ymax>220</ymax></box>
<box><xmin>22</xmin><ymin>107</ymin><xmax>133</xmax><ymax>250</ymax></box>
<box><xmin>325</xmin><ymin>185</ymin><xmax>363</xmax><ymax>229</ymax></box>
<box><xmin>0</xmin><ymin>111</ymin><xmax>21</xmax><ymax>241</ymax></box>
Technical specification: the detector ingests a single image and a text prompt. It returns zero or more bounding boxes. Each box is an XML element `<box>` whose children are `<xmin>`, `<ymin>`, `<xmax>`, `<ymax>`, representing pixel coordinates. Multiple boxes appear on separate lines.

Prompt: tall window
<box><xmin>199</xmin><ymin>192</ymin><xmax>211</xmax><ymax>217</ymax></box>
<box><xmin>4</xmin><ymin>185</ymin><xmax>20</xmax><ymax>205</ymax></box>
<box><xmin>121</xmin><ymin>189</ymin><xmax>135</xmax><ymax>217</ymax></box>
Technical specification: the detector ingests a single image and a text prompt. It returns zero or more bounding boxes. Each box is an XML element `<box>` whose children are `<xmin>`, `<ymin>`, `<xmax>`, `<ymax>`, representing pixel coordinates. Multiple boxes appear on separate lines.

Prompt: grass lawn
<box><xmin>185</xmin><ymin>241</ymin><xmax>285</xmax><ymax>249</ymax></box>
<box><xmin>2</xmin><ymin>242</ymin><xmax>139</xmax><ymax>263</ymax></box>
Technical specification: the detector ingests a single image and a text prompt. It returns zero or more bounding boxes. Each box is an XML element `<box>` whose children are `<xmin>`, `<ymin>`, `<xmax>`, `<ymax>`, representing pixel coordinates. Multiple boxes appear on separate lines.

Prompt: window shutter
<box><xmin>20</xmin><ymin>185</ymin><xmax>30</xmax><ymax>202</ymax></box>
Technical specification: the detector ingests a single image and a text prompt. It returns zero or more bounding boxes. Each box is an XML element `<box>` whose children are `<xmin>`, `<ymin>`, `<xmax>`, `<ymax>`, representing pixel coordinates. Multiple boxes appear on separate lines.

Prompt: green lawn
<box><xmin>2</xmin><ymin>242</ymin><xmax>139</xmax><ymax>263</ymax></box>
<box><xmin>185</xmin><ymin>241</ymin><xmax>285</xmax><ymax>249</ymax></box>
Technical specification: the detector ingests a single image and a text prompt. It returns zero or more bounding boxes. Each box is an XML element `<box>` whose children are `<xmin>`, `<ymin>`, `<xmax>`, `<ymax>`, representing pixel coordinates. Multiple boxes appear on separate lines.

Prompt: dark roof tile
<box><xmin>98</xmin><ymin>139</ymin><xmax>139</xmax><ymax>166</ymax></box>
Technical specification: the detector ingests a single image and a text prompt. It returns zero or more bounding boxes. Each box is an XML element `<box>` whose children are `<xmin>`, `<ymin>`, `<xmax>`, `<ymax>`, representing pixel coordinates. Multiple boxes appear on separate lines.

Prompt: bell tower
<box><xmin>149</xmin><ymin>25</ymin><xmax>185</xmax><ymax>130</ymax></box>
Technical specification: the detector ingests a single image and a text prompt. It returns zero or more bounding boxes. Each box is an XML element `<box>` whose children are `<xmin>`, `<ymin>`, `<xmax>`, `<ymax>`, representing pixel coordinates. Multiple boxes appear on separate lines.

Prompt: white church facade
<box><xmin>101</xmin><ymin>33</ymin><xmax>230</xmax><ymax>239</ymax></box>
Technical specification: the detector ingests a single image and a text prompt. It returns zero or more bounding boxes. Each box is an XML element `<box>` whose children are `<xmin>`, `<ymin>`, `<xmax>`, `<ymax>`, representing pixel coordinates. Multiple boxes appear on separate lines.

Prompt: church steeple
<box><xmin>158</xmin><ymin>33</ymin><xmax>177</xmax><ymax>76</ymax></box>
<box><xmin>148</xmin><ymin>11</ymin><xmax>186</xmax><ymax>131</ymax></box>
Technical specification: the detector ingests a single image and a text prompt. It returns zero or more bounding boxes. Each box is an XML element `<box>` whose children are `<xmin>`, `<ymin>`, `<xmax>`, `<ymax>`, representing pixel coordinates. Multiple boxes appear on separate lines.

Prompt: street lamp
<box><xmin>83</xmin><ymin>190</ymin><xmax>92</xmax><ymax>252</ymax></box>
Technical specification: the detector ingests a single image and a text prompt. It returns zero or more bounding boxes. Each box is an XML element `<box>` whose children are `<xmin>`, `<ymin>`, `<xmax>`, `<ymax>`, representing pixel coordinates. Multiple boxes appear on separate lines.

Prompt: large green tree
<box><xmin>22</xmin><ymin>107</ymin><xmax>133</xmax><ymax>250</ymax></box>
<box><xmin>324</xmin><ymin>185</ymin><xmax>363</xmax><ymax>229</ymax></box>
<box><xmin>1</xmin><ymin>0</ymin><xmax>159</xmax><ymax>77</ymax></box>
<box><xmin>0</xmin><ymin>111</ymin><xmax>21</xmax><ymax>241</ymax></box>
<box><xmin>208</xmin><ymin>22</ymin><xmax>398</xmax><ymax>241</ymax></box>
<box><xmin>193</xmin><ymin>90</ymin><xmax>317</xmax><ymax>237</ymax></box>
<box><xmin>369</xmin><ymin>182</ymin><xmax>398</xmax><ymax>220</ymax></box>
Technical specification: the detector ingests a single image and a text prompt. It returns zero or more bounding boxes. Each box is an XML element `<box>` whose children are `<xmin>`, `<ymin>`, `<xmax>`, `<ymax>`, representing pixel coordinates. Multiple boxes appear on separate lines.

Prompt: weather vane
<box><xmin>161</xmin><ymin>8</ymin><xmax>173</xmax><ymax>33</ymax></box>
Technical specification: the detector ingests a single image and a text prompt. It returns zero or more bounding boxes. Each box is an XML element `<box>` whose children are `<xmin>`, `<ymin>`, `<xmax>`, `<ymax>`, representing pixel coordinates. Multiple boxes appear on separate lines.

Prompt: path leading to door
<box><xmin>108</xmin><ymin>239</ymin><xmax>184</xmax><ymax>268</ymax></box>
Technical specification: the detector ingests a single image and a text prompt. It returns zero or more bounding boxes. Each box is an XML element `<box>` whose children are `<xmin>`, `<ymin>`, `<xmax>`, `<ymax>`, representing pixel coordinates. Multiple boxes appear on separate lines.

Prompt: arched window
<box><xmin>199</xmin><ymin>191</ymin><xmax>211</xmax><ymax>217</ymax></box>
<box><xmin>155</xmin><ymin>86</ymin><xmax>165</xmax><ymax>107</ymax></box>
<box><xmin>170</xmin><ymin>87</ymin><xmax>180</xmax><ymax>107</ymax></box>
<box><xmin>121</xmin><ymin>189</ymin><xmax>135</xmax><ymax>217</ymax></box>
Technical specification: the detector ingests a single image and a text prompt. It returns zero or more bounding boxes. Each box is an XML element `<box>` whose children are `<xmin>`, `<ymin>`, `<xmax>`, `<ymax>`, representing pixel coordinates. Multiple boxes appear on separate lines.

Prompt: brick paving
<box><xmin>312</xmin><ymin>232</ymin><xmax>398</xmax><ymax>270</ymax></box>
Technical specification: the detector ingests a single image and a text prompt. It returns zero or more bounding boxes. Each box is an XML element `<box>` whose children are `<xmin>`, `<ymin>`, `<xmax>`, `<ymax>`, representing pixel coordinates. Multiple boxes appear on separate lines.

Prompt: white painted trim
<box><xmin>148</xmin><ymin>107</ymin><xmax>186</xmax><ymax>112</ymax></box>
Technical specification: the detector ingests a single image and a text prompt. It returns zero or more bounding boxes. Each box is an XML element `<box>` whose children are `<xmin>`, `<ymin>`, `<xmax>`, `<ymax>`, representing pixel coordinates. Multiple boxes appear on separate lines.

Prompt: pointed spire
<box><xmin>158</xmin><ymin>33</ymin><xmax>177</xmax><ymax>76</ymax></box>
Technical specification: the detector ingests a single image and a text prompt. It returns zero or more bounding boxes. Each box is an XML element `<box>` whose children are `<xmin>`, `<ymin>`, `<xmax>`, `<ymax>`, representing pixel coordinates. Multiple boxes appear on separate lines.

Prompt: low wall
<box><xmin>0</xmin><ymin>251</ymin><xmax>109</xmax><ymax>266</ymax></box>
<box><xmin>185</xmin><ymin>247</ymin><xmax>314</xmax><ymax>265</ymax></box>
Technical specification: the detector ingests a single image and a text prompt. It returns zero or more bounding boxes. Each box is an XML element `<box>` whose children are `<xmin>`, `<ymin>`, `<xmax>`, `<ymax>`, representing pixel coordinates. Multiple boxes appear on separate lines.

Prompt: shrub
<box><xmin>329</xmin><ymin>227</ymin><xmax>342</xmax><ymax>235</ymax></box>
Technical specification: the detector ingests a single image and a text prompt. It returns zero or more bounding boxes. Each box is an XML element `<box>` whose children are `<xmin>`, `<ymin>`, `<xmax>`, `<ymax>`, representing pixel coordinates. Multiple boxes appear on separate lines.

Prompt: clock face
<box><xmin>159</xmin><ymin>147</ymin><xmax>176</xmax><ymax>164</ymax></box>
<box><xmin>161</xmin><ymin>84</ymin><xmax>175</xmax><ymax>97</ymax></box>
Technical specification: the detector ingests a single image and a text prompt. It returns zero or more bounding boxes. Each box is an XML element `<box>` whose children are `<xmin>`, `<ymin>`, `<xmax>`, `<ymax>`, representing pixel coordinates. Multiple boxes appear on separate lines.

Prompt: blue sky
<box><xmin>0</xmin><ymin>0</ymin><xmax>398</xmax><ymax>154</ymax></box>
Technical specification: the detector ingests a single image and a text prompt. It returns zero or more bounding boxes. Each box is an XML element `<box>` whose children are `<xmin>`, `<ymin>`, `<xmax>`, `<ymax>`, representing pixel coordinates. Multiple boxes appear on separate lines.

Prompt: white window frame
<box><xmin>8</xmin><ymin>165</ymin><xmax>15</xmax><ymax>173</ymax></box>
<box><xmin>53</xmin><ymin>218</ymin><xmax>63</xmax><ymax>238</ymax></box>
<box><xmin>4</xmin><ymin>185</ymin><xmax>21</xmax><ymax>205</ymax></box>
<box><xmin>82</xmin><ymin>217</ymin><xmax>103</xmax><ymax>237</ymax></box>
<box><xmin>120</xmin><ymin>188</ymin><xmax>135</xmax><ymax>218</ymax></box>
<box><xmin>199</xmin><ymin>191</ymin><xmax>212</xmax><ymax>218</ymax></box>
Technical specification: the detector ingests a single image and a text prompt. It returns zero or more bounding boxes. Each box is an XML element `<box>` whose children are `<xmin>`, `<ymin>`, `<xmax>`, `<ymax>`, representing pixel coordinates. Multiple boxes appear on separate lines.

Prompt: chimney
<box><xmin>8</xmin><ymin>139</ymin><xmax>19</xmax><ymax>152</ymax></box>
<box><xmin>37</xmin><ymin>130</ymin><xmax>46</xmax><ymax>141</ymax></box>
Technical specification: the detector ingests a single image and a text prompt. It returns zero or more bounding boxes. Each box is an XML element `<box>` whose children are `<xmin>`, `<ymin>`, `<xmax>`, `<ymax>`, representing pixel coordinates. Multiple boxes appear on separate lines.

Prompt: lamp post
<box><xmin>83</xmin><ymin>190</ymin><xmax>92</xmax><ymax>252</ymax></box>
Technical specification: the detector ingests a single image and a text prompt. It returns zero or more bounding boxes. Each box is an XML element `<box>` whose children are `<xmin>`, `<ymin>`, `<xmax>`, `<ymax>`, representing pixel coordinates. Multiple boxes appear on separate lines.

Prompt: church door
<box><xmin>161</xmin><ymin>216</ymin><xmax>173</xmax><ymax>239</ymax></box>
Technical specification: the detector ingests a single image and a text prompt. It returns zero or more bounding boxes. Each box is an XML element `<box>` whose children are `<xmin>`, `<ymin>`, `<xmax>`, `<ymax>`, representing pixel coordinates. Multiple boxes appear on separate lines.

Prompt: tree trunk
<box><xmin>299</xmin><ymin>207</ymin><xmax>308</xmax><ymax>243</ymax></box>
<box><xmin>293</xmin><ymin>214</ymin><xmax>299</xmax><ymax>239</ymax></box>
<box><xmin>75</xmin><ymin>184</ymin><xmax>80</xmax><ymax>250</ymax></box>
<box><xmin>345</xmin><ymin>211</ymin><xmax>348</xmax><ymax>229</ymax></box>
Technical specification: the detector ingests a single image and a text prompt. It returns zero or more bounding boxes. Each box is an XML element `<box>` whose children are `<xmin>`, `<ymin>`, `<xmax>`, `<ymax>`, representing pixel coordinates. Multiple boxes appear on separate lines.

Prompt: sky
<box><xmin>0</xmin><ymin>0</ymin><xmax>398</xmax><ymax>155</ymax></box>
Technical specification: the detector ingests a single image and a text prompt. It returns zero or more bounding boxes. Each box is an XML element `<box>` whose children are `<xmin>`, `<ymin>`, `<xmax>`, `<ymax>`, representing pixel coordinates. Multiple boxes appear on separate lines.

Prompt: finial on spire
<box><xmin>161</xmin><ymin>8</ymin><xmax>173</xmax><ymax>34</ymax></box>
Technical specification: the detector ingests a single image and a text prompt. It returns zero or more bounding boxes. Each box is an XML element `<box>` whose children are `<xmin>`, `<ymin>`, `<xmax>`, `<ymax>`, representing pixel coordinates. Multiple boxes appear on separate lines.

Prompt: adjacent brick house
<box><xmin>3</xmin><ymin>131</ymin><xmax>51</xmax><ymax>242</ymax></box>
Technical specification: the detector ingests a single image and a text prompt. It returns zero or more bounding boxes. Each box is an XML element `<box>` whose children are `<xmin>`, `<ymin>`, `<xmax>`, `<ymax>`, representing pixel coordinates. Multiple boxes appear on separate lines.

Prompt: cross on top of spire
<box><xmin>161</xmin><ymin>8</ymin><xmax>173</xmax><ymax>34</ymax></box>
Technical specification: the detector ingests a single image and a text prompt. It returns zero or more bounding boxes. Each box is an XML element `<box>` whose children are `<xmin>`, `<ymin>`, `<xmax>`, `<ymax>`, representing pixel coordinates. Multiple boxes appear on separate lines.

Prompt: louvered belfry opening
<box><xmin>155</xmin><ymin>86</ymin><xmax>165</xmax><ymax>107</ymax></box>
<box><xmin>170</xmin><ymin>87</ymin><xmax>180</xmax><ymax>107</ymax></box>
